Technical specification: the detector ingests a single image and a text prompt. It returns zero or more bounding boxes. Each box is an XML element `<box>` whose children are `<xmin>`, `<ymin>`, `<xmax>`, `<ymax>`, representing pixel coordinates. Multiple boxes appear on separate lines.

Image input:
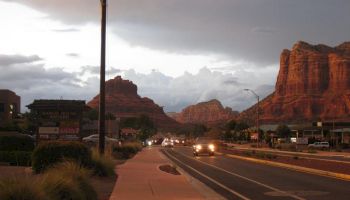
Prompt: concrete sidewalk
<box><xmin>109</xmin><ymin>147</ymin><xmax>205</xmax><ymax>200</ymax></box>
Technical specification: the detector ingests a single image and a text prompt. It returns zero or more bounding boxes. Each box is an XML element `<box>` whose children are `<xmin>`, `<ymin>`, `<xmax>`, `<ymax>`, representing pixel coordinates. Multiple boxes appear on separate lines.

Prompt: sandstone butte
<box><xmin>87</xmin><ymin>76</ymin><xmax>180</xmax><ymax>130</ymax></box>
<box><xmin>169</xmin><ymin>99</ymin><xmax>239</xmax><ymax>126</ymax></box>
<box><xmin>240</xmin><ymin>41</ymin><xmax>350</xmax><ymax>124</ymax></box>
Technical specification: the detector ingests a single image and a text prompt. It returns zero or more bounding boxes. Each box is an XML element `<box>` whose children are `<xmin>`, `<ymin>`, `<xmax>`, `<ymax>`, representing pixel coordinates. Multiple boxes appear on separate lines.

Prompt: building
<box><xmin>0</xmin><ymin>89</ymin><xmax>21</xmax><ymax>125</ymax></box>
<box><xmin>27</xmin><ymin>100</ymin><xmax>89</xmax><ymax>142</ymax></box>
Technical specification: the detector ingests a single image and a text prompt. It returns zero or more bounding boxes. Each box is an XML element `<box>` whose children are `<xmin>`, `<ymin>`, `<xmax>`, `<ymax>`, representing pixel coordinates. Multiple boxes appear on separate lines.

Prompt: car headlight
<box><xmin>209</xmin><ymin>144</ymin><xmax>215</xmax><ymax>151</ymax></box>
<box><xmin>147</xmin><ymin>141</ymin><xmax>152</xmax><ymax>146</ymax></box>
<box><xmin>196</xmin><ymin>144</ymin><xmax>202</xmax><ymax>150</ymax></box>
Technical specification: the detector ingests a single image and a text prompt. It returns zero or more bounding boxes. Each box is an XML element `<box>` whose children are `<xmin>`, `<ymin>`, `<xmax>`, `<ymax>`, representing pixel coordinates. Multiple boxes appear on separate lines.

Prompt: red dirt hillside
<box><xmin>87</xmin><ymin>76</ymin><xmax>180</xmax><ymax>129</ymax></box>
<box><xmin>240</xmin><ymin>41</ymin><xmax>350</xmax><ymax>124</ymax></box>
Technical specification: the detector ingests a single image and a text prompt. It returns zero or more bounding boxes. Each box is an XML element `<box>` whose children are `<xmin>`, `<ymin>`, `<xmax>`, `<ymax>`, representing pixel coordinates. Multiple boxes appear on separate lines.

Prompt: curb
<box><xmin>225</xmin><ymin>154</ymin><xmax>350</xmax><ymax>181</ymax></box>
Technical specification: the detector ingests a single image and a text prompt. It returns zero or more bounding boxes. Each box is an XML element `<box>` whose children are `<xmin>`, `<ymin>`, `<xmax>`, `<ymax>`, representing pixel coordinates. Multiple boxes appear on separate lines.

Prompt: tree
<box><xmin>225</xmin><ymin>120</ymin><xmax>237</xmax><ymax>131</ymax></box>
<box><xmin>276</xmin><ymin>124</ymin><xmax>291</xmax><ymax>139</ymax></box>
<box><xmin>234</xmin><ymin>121</ymin><xmax>249</xmax><ymax>132</ymax></box>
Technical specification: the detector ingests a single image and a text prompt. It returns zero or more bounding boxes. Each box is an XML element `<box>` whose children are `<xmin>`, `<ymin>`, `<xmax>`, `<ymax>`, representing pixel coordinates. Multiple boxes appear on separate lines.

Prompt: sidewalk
<box><xmin>109</xmin><ymin>147</ymin><xmax>204</xmax><ymax>200</ymax></box>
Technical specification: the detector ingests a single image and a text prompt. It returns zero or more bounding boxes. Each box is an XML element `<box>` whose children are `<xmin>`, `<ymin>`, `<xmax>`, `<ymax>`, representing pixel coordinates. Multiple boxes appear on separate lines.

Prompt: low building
<box><xmin>27</xmin><ymin>100</ymin><xmax>89</xmax><ymax>142</ymax></box>
<box><xmin>0</xmin><ymin>89</ymin><xmax>20</xmax><ymax>125</ymax></box>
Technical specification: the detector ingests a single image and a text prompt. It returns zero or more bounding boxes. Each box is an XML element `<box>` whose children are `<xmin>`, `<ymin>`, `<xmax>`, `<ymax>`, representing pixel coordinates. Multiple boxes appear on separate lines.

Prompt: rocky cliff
<box><xmin>87</xmin><ymin>76</ymin><xmax>180</xmax><ymax>129</ymax></box>
<box><xmin>169</xmin><ymin>99</ymin><xmax>239</xmax><ymax>126</ymax></box>
<box><xmin>240</xmin><ymin>41</ymin><xmax>350</xmax><ymax>124</ymax></box>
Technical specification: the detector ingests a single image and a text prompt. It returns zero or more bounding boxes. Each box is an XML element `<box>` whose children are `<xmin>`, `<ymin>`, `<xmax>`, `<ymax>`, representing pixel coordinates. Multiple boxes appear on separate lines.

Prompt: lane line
<box><xmin>224</xmin><ymin>153</ymin><xmax>350</xmax><ymax>182</ymax></box>
<box><xmin>172</xmin><ymin>148</ymin><xmax>306</xmax><ymax>200</ymax></box>
<box><xmin>162</xmin><ymin>149</ymin><xmax>251</xmax><ymax>200</ymax></box>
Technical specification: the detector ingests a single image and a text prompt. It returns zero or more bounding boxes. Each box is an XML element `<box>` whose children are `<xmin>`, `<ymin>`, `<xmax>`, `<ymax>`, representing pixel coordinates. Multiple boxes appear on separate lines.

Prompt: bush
<box><xmin>45</xmin><ymin>161</ymin><xmax>97</xmax><ymax>200</ymax></box>
<box><xmin>113</xmin><ymin>142</ymin><xmax>142</xmax><ymax>159</ymax></box>
<box><xmin>41</xmin><ymin>173</ymin><xmax>84</xmax><ymax>200</ymax></box>
<box><xmin>32</xmin><ymin>141</ymin><xmax>92</xmax><ymax>173</ymax></box>
<box><xmin>0</xmin><ymin>135</ymin><xmax>34</xmax><ymax>151</ymax></box>
<box><xmin>0</xmin><ymin>177</ymin><xmax>47</xmax><ymax>200</ymax></box>
<box><xmin>89</xmin><ymin>149</ymin><xmax>115</xmax><ymax>177</ymax></box>
<box><xmin>0</xmin><ymin>151</ymin><xmax>32</xmax><ymax>166</ymax></box>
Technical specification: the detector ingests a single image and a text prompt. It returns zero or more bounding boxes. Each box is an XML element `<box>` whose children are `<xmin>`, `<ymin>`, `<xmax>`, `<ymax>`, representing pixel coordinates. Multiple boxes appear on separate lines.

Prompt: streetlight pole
<box><xmin>99</xmin><ymin>0</ymin><xmax>107</xmax><ymax>155</ymax></box>
<box><xmin>244</xmin><ymin>89</ymin><xmax>260</xmax><ymax>147</ymax></box>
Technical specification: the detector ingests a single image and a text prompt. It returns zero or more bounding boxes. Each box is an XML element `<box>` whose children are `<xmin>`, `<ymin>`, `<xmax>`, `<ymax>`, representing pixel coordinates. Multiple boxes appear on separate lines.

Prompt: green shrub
<box><xmin>32</xmin><ymin>141</ymin><xmax>92</xmax><ymax>173</ymax></box>
<box><xmin>46</xmin><ymin>161</ymin><xmax>97</xmax><ymax>200</ymax></box>
<box><xmin>90</xmin><ymin>149</ymin><xmax>115</xmax><ymax>177</ymax></box>
<box><xmin>0</xmin><ymin>151</ymin><xmax>32</xmax><ymax>166</ymax></box>
<box><xmin>0</xmin><ymin>135</ymin><xmax>34</xmax><ymax>151</ymax></box>
<box><xmin>0</xmin><ymin>176</ymin><xmax>47</xmax><ymax>200</ymax></box>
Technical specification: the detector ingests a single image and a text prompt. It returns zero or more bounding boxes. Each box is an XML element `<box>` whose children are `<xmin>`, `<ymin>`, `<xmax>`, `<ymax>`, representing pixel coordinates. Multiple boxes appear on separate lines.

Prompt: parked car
<box><xmin>193</xmin><ymin>137</ymin><xmax>215</xmax><ymax>156</ymax></box>
<box><xmin>82</xmin><ymin>134</ymin><xmax>119</xmax><ymax>145</ymax></box>
<box><xmin>308</xmin><ymin>142</ymin><xmax>330</xmax><ymax>149</ymax></box>
<box><xmin>161</xmin><ymin>138</ymin><xmax>174</xmax><ymax>147</ymax></box>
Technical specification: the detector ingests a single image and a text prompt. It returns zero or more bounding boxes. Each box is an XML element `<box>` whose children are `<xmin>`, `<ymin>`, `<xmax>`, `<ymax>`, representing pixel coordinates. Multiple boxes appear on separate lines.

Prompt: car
<box><xmin>193</xmin><ymin>137</ymin><xmax>215</xmax><ymax>156</ymax></box>
<box><xmin>82</xmin><ymin>134</ymin><xmax>119</xmax><ymax>145</ymax></box>
<box><xmin>161</xmin><ymin>138</ymin><xmax>174</xmax><ymax>147</ymax></box>
<box><xmin>308</xmin><ymin>142</ymin><xmax>330</xmax><ymax>149</ymax></box>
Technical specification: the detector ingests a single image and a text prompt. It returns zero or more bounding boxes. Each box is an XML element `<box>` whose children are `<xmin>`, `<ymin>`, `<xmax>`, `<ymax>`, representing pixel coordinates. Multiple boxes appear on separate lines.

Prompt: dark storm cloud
<box><xmin>0</xmin><ymin>54</ymin><xmax>42</xmax><ymax>66</ymax></box>
<box><xmin>0</xmin><ymin>55</ymin><xmax>98</xmax><ymax>111</ymax></box>
<box><xmin>7</xmin><ymin>0</ymin><xmax>350</xmax><ymax>65</ymax></box>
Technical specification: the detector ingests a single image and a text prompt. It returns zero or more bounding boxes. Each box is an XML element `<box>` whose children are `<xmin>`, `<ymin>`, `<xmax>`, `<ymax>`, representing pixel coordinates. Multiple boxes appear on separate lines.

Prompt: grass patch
<box><xmin>90</xmin><ymin>148</ymin><xmax>115</xmax><ymax>177</ymax></box>
<box><xmin>0</xmin><ymin>176</ymin><xmax>47</xmax><ymax>200</ymax></box>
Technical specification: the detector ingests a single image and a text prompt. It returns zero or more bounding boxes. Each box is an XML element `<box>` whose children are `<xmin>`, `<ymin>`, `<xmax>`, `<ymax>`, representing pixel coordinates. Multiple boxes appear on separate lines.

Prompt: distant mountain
<box><xmin>168</xmin><ymin>99</ymin><xmax>239</xmax><ymax>126</ymax></box>
<box><xmin>87</xmin><ymin>76</ymin><xmax>180</xmax><ymax>130</ymax></box>
<box><xmin>239</xmin><ymin>41</ymin><xmax>350</xmax><ymax>124</ymax></box>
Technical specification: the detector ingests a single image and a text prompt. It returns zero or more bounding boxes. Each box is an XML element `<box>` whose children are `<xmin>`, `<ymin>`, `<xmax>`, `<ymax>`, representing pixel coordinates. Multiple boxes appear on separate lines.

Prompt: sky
<box><xmin>0</xmin><ymin>0</ymin><xmax>349</xmax><ymax>113</ymax></box>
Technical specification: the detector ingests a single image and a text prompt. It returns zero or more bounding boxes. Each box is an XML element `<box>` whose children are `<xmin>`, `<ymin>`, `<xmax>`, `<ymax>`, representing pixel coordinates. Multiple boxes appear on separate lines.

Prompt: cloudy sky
<box><xmin>0</xmin><ymin>0</ymin><xmax>349</xmax><ymax>112</ymax></box>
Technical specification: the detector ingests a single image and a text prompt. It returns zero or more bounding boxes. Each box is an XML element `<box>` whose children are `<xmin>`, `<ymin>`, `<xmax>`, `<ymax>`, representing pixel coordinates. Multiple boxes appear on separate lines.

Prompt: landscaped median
<box><xmin>222</xmin><ymin>148</ymin><xmax>350</xmax><ymax>181</ymax></box>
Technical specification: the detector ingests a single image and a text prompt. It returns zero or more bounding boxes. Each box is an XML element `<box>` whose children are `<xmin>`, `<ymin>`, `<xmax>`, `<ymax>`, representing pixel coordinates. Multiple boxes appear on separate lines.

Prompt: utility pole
<box><xmin>99</xmin><ymin>0</ymin><xmax>107</xmax><ymax>155</ymax></box>
<box><xmin>244</xmin><ymin>89</ymin><xmax>260</xmax><ymax>147</ymax></box>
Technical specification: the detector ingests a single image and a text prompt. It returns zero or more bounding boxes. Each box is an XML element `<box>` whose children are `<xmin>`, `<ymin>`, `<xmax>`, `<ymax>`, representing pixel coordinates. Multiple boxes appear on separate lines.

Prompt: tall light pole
<box><xmin>244</xmin><ymin>89</ymin><xmax>260</xmax><ymax>147</ymax></box>
<box><xmin>99</xmin><ymin>0</ymin><xmax>107</xmax><ymax>155</ymax></box>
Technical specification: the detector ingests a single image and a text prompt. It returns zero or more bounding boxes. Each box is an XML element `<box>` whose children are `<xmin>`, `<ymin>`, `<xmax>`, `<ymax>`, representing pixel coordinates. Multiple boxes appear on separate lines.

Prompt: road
<box><xmin>162</xmin><ymin>146</ymin><xmax>350</xmax><ymax>200</ymax></box>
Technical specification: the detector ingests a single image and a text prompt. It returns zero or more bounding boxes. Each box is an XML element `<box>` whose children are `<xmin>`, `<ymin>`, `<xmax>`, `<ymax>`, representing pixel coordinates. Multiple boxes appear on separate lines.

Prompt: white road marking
<box><xmin>163</xmin><ymin>150</ymin><xmax>251</xmax><ymax>200</ymax></box>
<box><xmin>172</xmin><ymin>148</ymin><xmax>306</xmax><ymax>200</ymax></box>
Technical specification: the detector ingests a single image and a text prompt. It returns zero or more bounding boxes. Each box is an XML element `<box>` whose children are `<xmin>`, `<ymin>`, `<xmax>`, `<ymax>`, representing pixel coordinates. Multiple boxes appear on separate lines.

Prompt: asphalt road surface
<box><xmin>161</xmin><ymin>146</ymin><xmax>350</xmax><ymax>200</ymax></box>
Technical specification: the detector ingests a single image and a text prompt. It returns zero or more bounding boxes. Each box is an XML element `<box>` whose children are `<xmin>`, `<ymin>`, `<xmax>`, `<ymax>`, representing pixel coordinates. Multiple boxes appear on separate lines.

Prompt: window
<box><xmin>0</xmin><ymin>103</ymin><xmax>4</xmax><ymax>112</ymax></box>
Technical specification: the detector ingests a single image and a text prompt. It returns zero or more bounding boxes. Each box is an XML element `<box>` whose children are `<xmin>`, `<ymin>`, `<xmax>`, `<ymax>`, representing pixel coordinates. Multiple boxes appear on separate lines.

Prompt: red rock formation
<box><xmin>87</xmin><ymin>76</ymin><xmax>179</xmax><ymax>129</ymax></box>
<box><xmin>240</xmin><ymin>41</ymin><xmax>350</xmax><ymax>124</ymax></box>
<box><xmin>169</xmin><ymin>99</ymin><xmax>239</xmax><ymax>126</ymax></box>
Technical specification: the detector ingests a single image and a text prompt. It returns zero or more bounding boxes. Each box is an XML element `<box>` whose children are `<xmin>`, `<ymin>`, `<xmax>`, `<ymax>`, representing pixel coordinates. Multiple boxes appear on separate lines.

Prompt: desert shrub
<box><xmin>46</xmin><ymin>161</ymin><xmax>97</xmax><ymax>200</ymax></box>
<box><xmin>0</xmin><ymin>176</ymin><xmax>47</xmax><ymax>200</ymax></box>
<box><xmin>41</xmin><ymin>173</ymin><xmax>84</xmax><ymax>200</ymax></box>
<box><xmin>89</xmin><ymin>149</ymin><xmax>115</xmax><ymax>177</ymax></box>
<box><xmin>243</xmin><ymin>151</ymin><xmax>252</xmax><ymax>157</ymax></box>
<box><xmin>0</xmin><ymin>135</ymin><xmax>34</xmax><ymax>151</ymax></box>
<box><xmin>113</xmin><ymin>142</ymin><xmax>142</xmax><ymax>159</ymax></box>
<box><xmin>266</xmin><ymin>153</ymin><xmax>277</xmax><ymax>159</ymax></box>
<box><xmin>0</xmin><ymin>151</ymin><xmax>32</xmax><ymax>166</ymax></box>
<box><xmin>307</xmin><ymin>148</ymin><xmax>317</xmax><ymax>153</ymax></box>
<box><xmin>256</xmin><ymin>152</ymin><xmax>266</xmax><ymax>159</ymax></box>
<box><xmin>32</xmin><ymin>141</ymin><xmax>92</xmax><ymax>173</ymax></box>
